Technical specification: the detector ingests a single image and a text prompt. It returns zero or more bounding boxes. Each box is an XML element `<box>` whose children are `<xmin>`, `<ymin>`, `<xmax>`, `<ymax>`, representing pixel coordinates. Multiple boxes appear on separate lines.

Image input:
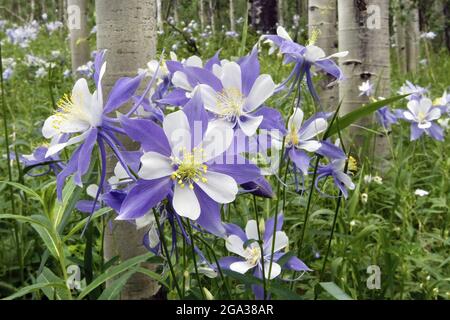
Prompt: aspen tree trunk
<box><xmin>68</xmin><ymin>0</ymin><xmax>90</xmax><ymax>77</ymax></box>
<box><xmin>393</xmin><ymin>11</ymin><xmax>407</xmax><ymax>74</ymax></box>
<box><xmin>405</xmin><ymin>0</ymin><xmax>420</xmax><ymax>74</ymax></box>
<box><xmin>30</xmin><ymin>0</ymin><xmax>35</xmax><ymax>21</ymax></box>
<box><xmin>96</xmin><ymin>0</ymin><xmax>159</xmax><ymax>300</ymax></box>
<box><xmin>209</xmin><ymin>0</ymin><xmax>215</xmax><ymax>33</ymax></box>
<box><xmin>173</xmin><ymin>0</ymin><xmax>179</xmax><ymax>24</ymax></box>
<box><xmin>278</xmin><ymin>0</ymin><xmax>285</xmax><ymax>26</ymax></box>
<box><xmin>229</xmin><ymin>0</ymin><xmax>236</xmax><ymax>32</ymax></box>
<box><xmin>308</xmin><ymin>0</ymin><xmax>337</xmax><ymax>110</ymax></box>
<box><xmin>156</xmin><ymin>0</ymin><xmax>163</xmax><ymax>30</ymax></box>
<box><xmin>199</xmin><ymin>0</ymin><xmax>205</xmax><ymax>30</ymax></box>
<box><xmin>338</xmin><ymin>0</ymin><xmax>390</xmax><ymax>165</ymax></box>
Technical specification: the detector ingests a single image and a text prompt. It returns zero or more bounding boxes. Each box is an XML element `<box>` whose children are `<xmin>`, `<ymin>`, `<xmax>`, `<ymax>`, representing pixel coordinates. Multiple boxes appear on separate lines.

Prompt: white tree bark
<box><xmin>278</xmin><ymin>0</ymin><xmax>284</xmax><ymax>26</ymax></box>
<box><xmin>229</xmin><ymin>0</ymin><xmax>236</xmax><ymax>32</ymax></box>
<box><xmin>405</xmin><ymin>0</ymin><xmax>419</xmax><ymax>74</ymax></box>
<box><xmin>96</xmin><ymin>0</ymin><xmax>159</xmax><ymax>300</ymax></box>
<box><xmin>173</xmin><ymin>0</ymin><xmax>179</xmax><ymax>24</ymax></box>
<box><xmin>68</xmin><ymin>0</ymin><xmax>90</xmax><ymax>77</ymax></box>
<box><xmin>393</xmin><ymin>11</ymin><xmax>407</xmax><ymax>74</ymax></box>
<box><xmin>199</xmin><ymin>0</ymin><xmax>205</xmax><ymax>30</ymax></box>
<box><xmin>308</xmin><ymin>0</ymin><xmax>337</xmax><ymax>110</ymax></box>
<box><xmin>209</xmin><ymin>0</ymin><xmax>215</xmax><ymax>33</ymax></box>
<box><xmin>156</xmin><ymin>0</ymin><xmax>163</xmax><ymax>30</ymax></box>
<box><xmin>338</xmin><ymin>0</ymin><xmax>390</xmax><ymax>163</ymax></box>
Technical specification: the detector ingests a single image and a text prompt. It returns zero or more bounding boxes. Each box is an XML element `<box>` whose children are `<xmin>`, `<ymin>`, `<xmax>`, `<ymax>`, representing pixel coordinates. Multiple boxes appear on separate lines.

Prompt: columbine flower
<box><xmin>285</xmin><ymin>108</ymin><xmax>345</xmax><ymax>175</ymax></box>
<box><xmin>15</xmin><ymin>146</ymin><xmax>63</xmax><ymax>176</ymax></box>
<box><xmin>41</xmin><ymin>51</ymin><xmax>144</xmax><ymax>202</ymax></box>
<box><xmin>168</xmin><ymin>47</ymin><xmax>281</xmax><ymax>136</ymax></box>
<box><xmin>398</xmin><ymin>81</ymin><xmax>428</xmax><ymax>101</ymax></box>
<box><xmin>358</xmin><ymin>80</ymin><xmax>374</xmax><ymax>97</ymax></box>
<box><xmin>316</xmin><ymin>159</ymin><xmax>355</xmax><ymax>198</ymax></box>
<box><xmin>400</xmin><ymin>97</ymin><xmax>443</xmax><ymax>141</ymax></box>
<box><xmin>263</xmin><ymin>26</ymin><xmax>347</xmax><ymax>100</ymax></box>
<box><xmin>118</xmin><ymin>93</ymin><xmax>262</xmax><ymax>236</ymax></box>
<box><xmin>46</xmin><ymin>21</ymin><xmax>63</xmax><ymax>33</ymax></box>
<box><xmin>376</xmin><ymin>105</ymin><xmax>398</xmax><ymax>130</ymax></box>
<box><xmin>414</xmin><ymin>189</ymin><xmax>429</xmax><ymax>197</ymax></box>
<box><xmin>220</xmin><ymin>215</ymin><xmax>310</xmax><ymax>299</ymax></box>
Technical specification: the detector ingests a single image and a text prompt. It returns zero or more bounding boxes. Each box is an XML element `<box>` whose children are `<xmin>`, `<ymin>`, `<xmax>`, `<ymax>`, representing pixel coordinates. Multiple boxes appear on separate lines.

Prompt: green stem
<box><xmin>0</xmin><ymin>39</ymin><xmax>23</xmax><ymax>285</ymax></box>
<box><xmin>186</xmin><ymin>220</ymin><xmax>206</xmax><ymax>299</ymax></box>
<box><xmin>153</xmin><ymin>209</ymin><xmax>182</xmax><ymax>298</ymax></box>
<box><xmin>252</xmin><ymin>195</ymin><xmax>267</xmax><ymax>299</ymax></box>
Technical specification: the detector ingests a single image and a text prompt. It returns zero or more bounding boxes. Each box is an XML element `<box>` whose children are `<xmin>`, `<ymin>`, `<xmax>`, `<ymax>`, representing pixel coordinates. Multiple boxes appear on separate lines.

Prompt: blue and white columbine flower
<box><xmin>220</xmin><ymin>215</ymin><xmax>310</xmax><ymax>299</ymax></box>
<box><xmin>401</xmin><ymin>97</ymin><xmax>443</xmax><ymax>141</ymax></box>
<box><xmin>358</xmin><ymin>80</ymin><xmax>373</xmax><ymax>97</ymax></box>
<box><xmin>119</xmin><ymin>93</ymin><xmax>262</xmax><ymax>236</ymax></box>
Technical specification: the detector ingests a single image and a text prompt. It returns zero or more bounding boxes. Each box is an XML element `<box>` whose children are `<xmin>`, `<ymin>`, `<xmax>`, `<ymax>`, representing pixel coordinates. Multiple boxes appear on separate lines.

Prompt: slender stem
<box><xmin>153</xmin><ymin>208</ymin><xmax>183</xmax><ymax>298</ymax></box>
<box><xmin>315</xmin><ymin>190</ymin><xmax>343</xmax><ymax>299</ymax></box>
<box><xmin>252</xmin><ymin>195</ymin><xmax>267</xmax><ymax>300</ymax></box>
<box><xmin>186</xmin><ymin>220</ymin><xmax>206</xmax><ymax>299</ymax></box>
<box><xmin>296</xmin><ymin>157</ymin><xmax>321</xmax><ymax>255</ymax></box>
<box><xmin>0</xmin><ymin>39</ymin><xmax>23</xmax><ymax>284</ymax></box>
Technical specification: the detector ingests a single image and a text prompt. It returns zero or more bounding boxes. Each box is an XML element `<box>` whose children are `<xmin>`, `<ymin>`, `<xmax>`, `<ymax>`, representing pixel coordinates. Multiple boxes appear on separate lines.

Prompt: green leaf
<box><xmin>2</xmin><ymin>282</ymin><xmax>68</xmax><ymax>300</ymax></box>
<box><xmin>97</xmin><ymin>269</ymin><xmax>136</xmax><ymax>300</ymax></box>
<box><xmin>52</xmin><ymin>177</ymin><xmax>78</xmax><ymax>229</ymax></box>
<box><xmin>64</xmin><ymin>207</ymin><xmax>111</xmax><ymax>240</ymax></box>
<box><xmin>77</xmin><ymin>252</ymin><xmax>155</xmax><ymax>299</ymax></box>
<box><xmin>326</xmin><ymin>94</ymin><xmax>409</xmax><ymax>137</ymax></box>
<box><xmin>0</xmin><ymin>181</ymin><xmax>46</xmax><ymax>209</ymax></box>
<box><xmin>36</xmin><ymin>267</ymin><xmax>71</xmax><ymax>300</ymax></box>
<box><xmin>0</xmin><ymin>214</ymin><xmax>62</xmax><ymax>259</ymax></box>
<box><xmin>319</xmin><ymin>282</ymin><xmax>353</xmax><ymax>300</ymax></box>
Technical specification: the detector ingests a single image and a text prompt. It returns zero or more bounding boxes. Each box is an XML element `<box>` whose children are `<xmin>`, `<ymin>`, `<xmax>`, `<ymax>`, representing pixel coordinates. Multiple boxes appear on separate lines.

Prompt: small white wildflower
<box><xmin>414</xmin><ymin>189</ymin><xmax>429</xmax><ymax>197</ymax></box>
<box><xmin>361</xmin><ymin>193</ymin><xmax>368</xmax><ymax>204</ymax></box>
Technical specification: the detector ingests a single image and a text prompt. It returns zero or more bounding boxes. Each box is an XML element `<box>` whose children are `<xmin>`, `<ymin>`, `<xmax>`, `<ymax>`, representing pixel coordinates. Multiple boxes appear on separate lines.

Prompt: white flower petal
<box><xmin>86</xmin><ymin>184</ymin><xmax>99</xmax><ymax>198</ymax></box>
<box><xmin>304</xmin><ymin>45</ymin><xmax>326</xmax><ymax>63</ymax></box>
<box><xmin>288</xmin><ymin>108</ymin><xmax>304</xmax><ymax>132</ymax></box>
<box><xmin>407</xmin><ymin>99</ymin><xmax>421</xmax><ymax>117</ymax></box>
<box><xmin>139</xmin><ymin>152</ymin><xmax>173</xmax><ymax>180</ymax></box>
<box><xmin>325</xmin><ymin>51</ymin><xmax>349</xmax><ymax>59</ymax></box>
<box><xmin>418</xmin><ymin>121</ymin><xmax>432</xmax><ymax>129</ymax></box>
<box><xmin>427</xmin><ymin>107</ymin><xmax>441</xmax><ymax>121</ymax></box>
<box><xmin>45</xmin><ymin>130</ymin><xmax>89</xmax><ymax>157</ymax></box>
<box><xmin>135</xmin><ymin>212</ymin><xmax>155</xmax><ymax>229</ymax></box>
<box><xmin>230</xmin><ymin>261</ymin><xmax>256</xmax><ymax>274</ymax></box>
<box><xmin>277</xmin><ymin>26</ymin><xmax>292</xmax><ymax>41</ymax></box>
<box><xmin>263</xmin><ymin>261</ymin><xmax>281</xmax><ymax>279</ymax></box>
<box><xmin>172</xmin><ymin>184</ymin><xmax>201</xmax><ymax>220</ymax></box>
<box><xmin>196</xmin><ymin>171</ymin><xmax>238</xmax><ymax>204</ymax></box>
<box><xmin>243</xmin><ymin>74</ymin><xmax>275</xmax><ymax>112</ymax></box>
<box><xmin>336</xmin><ymin>171</ymin><xmax>355</xmax><ymax>190</ymax></box>
<box><xmin>201</xmin><ymin>120</ymin><xmax>234</xmax><ymax>162</ymax></box>
<box><xmin>299</xmin><ymin>140</ymin><xmax>322</xmax><ymax>152</ymax></box>
<box><xmin>197</xmin><ymin>84</ymin><xmax>222</xmax><ymax>114</ymax></box>
<box><xmin>299</xmin><ymin>118</ymin><xmax>328</xmax><ymax>140</ymax></box>
<box><xmin>264</xmin><ymin>231</ymin><xmax>289</xmax><ymax>254</ymax></box>
<box><xmin>226</xmin><ymin>235</ymin><xmax>246</xmax><ymax>257</ymax></box>
<box><xmin>245</xmin><ymin>220</ymin><xmax>259</xmax><ymax>241</ymax></box>
<box><xmin>185</xmin><ymin>55</ymin><xmax>203</xmax><ymax>68</ymax></box>
<box><xmin>403</xmin><ymin>111</ymin><xmax>415</xmax><ymax>121</ymax></box>
<box><xmin>238</xmin><ymin>115</ymin><xmax>263</xmax><ymax>137</ymax></box>
<box><xmin>220</xmin><ymin>62</ymin><xmax>242</xmax><ymax>92</ymax></box>
<box><xmin>172</xmin><ymin>71</ymin><xmax>193</xmax><ymax>91</ymax></box>
<box><xmin>163</xmin><ymin>110</ymin><xmax>191</xmax><ymax>157</ymax></box>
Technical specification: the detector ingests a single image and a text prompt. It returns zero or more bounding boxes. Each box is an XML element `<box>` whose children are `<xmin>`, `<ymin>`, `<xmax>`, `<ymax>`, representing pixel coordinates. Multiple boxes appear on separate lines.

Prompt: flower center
<box><xmin>417</xmin><ymin>111</ymin><xmax>427</xmax><ymax>123</ymax></box>
<box><xmin>170</xmin><ymin>147</ymin><xmax>208</xmax><ymax>190</ymax></box>
<box><xmin>287</xmin><ymin>128</ymin><xmax>300</xmax><ymax>146</ymax></box>
<box><xmin>216</xmin><ymin>87</ymin><xmax>245</xmax><ymax>119</ymax></box>
<box><xmin>245</xmin><ymin>246</ymin><xmax>261</xmax><ymax>265</ymax></box>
